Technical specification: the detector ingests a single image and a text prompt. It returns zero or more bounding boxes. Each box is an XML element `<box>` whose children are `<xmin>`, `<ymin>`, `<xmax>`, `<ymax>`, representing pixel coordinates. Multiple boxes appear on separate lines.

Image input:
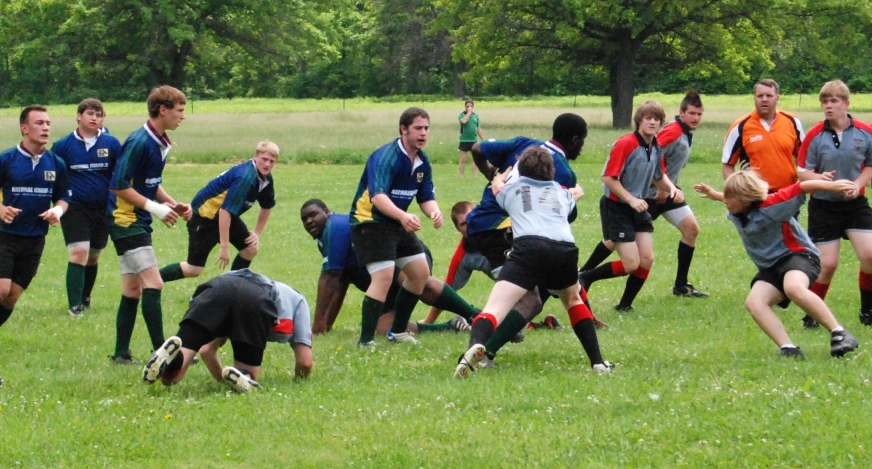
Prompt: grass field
<box><xmin>1</xmin><ymin>155</ymin><xmax>871</xmax><ymax>466</ymax></box>
<box><xmin>3</xmin><ymin>96</ymin><xmax>872</xmax><ymax>466</ymax></box>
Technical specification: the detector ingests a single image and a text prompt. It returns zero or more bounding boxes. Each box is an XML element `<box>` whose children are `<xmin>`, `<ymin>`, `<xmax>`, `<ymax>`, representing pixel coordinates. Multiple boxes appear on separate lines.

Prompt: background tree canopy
<box><xmin>1</xmin><ymin>0</ymin><xmax>871</xmax><ymax>127</ymax></box>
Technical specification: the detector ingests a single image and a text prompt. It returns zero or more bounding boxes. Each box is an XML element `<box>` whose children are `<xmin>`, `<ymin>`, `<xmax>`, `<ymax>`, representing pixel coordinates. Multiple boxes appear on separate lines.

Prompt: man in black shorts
<box><xmin>52</xmin><ymin>98</ymin><xmax>122</xmax><ymax>316</ymax></box>
<box><xmin>142</xmin><ymin>269</ymin><xmax>313</xmax><ymax>392</ymax></box>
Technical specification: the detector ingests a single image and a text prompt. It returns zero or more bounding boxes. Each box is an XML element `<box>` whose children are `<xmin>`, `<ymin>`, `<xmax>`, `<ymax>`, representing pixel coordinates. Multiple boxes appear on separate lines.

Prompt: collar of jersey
<box><xmin>396</xmin><ymin>138</ymin><xmax>424</xmax><ymax>172</ymax></box>
<box><xmin>16</xmin><ymin>143</ymin><xmax>44</xmax><ymax>160</ymax></box>
<box><xmin>544</xmin><ymin>140</ymin><xmax>566</xmax><ymax>157</ymax></box>
<box><xmin>823</xmin><ymin>114</ymin><xmax>855</xmax><ymax>133</ymax></box>
<box><xmin>73</xmin><ymin>128</ymin><xmax>102</xmax><ymax>142</ymax></box>
<box><xmin>143</xmin><ymin>122</ymin><xmax>171</xmax><ymax>148</ymax></box>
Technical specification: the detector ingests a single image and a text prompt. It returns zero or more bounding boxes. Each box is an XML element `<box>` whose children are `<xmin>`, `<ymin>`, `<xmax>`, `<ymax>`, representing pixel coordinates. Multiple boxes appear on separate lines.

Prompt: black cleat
<box><xmin>779</xmin><ymin>346</ymin><xmax>805</xmax><ymax>359</ymax></box>
<box><xmin>510</xmin><ymin>331</ymin><xmax>525</xmax><ymax>343</ymax></box>
<box><xmin>0</xmin><ymin>375</ymin><xmax>4</xmax><ymax>387</ymax></box>
<box><xmin>859</xmin><ymin>309</ymin><xmax>872</xmax><ymax>326</ymax></box>
<box><xmin>830</xmin><ymin>330</ymin><xmax>859</xmax><ymax>357</ymax></box>
<box><xmin>673</xmin><ymin>283</ymin><xmax>709</xmax><ymax>298</ymax></box>
<box><xmin>68</xmin><ymin>305</ymin><xmax>84</xmax><ymax>317</ymax></box>
<box><xmin>109</xmin><ymin>350</ymin><xmax>139</xmax><ymax>365</ymax></box>
<box><xmin>614</xmin><ymin>304</ymin><xmax>634</xmax><ymax>313</ymax></box>
<box><xmin>593</xmin><ymin>318</ymin><xmax>610</xmax><ymax>329</ymax></box>
<box><xmin>802</xmin><ymin>315</ymin><xmax>821</xmax><ymax>329</ymax></box>
<box><xmin>542</xmin><ymin>314</ymin><xmax>563</xmax><ymax>330</ymax></box>
<box><xmin>83</xmin><ymin>296</ymin><xmax>91</xmax><ymax>309</ymax></box>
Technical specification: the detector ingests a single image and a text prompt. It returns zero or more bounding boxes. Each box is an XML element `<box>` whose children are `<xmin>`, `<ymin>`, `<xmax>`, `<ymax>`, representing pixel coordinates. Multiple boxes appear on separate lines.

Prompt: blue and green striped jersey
<box><xmin>192</xmin><ymin>160</ymin><xmax>276</xmax><ymax>220</ymax></box>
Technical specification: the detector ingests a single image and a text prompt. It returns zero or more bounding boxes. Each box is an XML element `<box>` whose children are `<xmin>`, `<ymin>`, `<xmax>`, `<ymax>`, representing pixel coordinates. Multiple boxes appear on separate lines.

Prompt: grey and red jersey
<box><xmin>495</xmin><ymin>176</ymin><xmax>575</xmax><ymax>243</ymax></box>
<box><xmin>798</xmin><ymin>116</ymin><xmax>872</xmax><ymax>202</ymax></box>
<box><xmin>602</xmin><ymin>131</ymin><xmax>665</xmax><ymax>201</ymax></box>
<box><xmin>727</xmin><ymin>183</ymin><xmax>819</xmax><ymax>269</ymax></box>
<box><xmin>647</xmin><ymin>117</ymin><xmax>692</xmax><ymax>198</ymax></box>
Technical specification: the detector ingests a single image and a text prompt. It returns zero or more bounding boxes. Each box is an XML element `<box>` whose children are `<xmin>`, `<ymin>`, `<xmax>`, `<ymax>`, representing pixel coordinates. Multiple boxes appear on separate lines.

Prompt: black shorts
<box><xmin>645</xmin><ymin>196</ymin><xmax>688</xmax><ymax>221</ymax></box>
<box><xmin>751</xmin><ymin>250</ymin><xmax>821</xmax><ymax>308</ymax></box>
<box><xmin>186</xmin><ymin>214</ymin><xmax>251</xmax><ymax>267</ymax></box>
<box><xmin>351</xmin><ymin>223</ymin><xmax>425</xmax><ymax>266</ymax></box>
<box><xmin>807</xmin><ymin>196</ymin><xmax>872</xmax><ymax>243</ymax></box>
<box><xmin>60</xmin><ymin>203</ymin><xmax>109</xmax><ymax>249</ymax></box>
<box><xmin>600</xmin><ymin>196</ymin><xmax>653</xmax><ymax>243</ymax></box>
<box><xmin>112</xmin><ymin>233</ymin><xmax>152</xmax><ymax>256</ymax></box>
<box><xmin>458</xmin><ymin>141</ymin><xmax>475</xmax><ymax>152</ymax></box>
<box><xmin>467</xmin><ymin>228</ymin><xmax>513</xmax><ymax>269</ymax></box>
<box><xmin>499</xmin><ymin>236</ymin><xmax>579</xmax><ymax>291</ymax></box>
<box><xmin>0</xmin><ymin>232</ymin><xmax>45</xmax><ymax>289</ymax></box>
<box><xmin>181</xmin><ymin>275</ymin><xmax>278</xmax><ymax>353</ymax></box>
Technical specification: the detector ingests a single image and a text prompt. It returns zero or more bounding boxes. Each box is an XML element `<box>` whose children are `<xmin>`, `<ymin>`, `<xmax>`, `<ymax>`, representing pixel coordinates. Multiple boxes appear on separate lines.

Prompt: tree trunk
<box><xmin>169</xmin><ymin>40</ymin><xmax>193</xmax><ymax>89</ymax></box>
<box><xmin>608</xmin><ymin>35</ymin><xmax>636</xmax><ymax>129</ymax></box>
<box><xmin>453</xmin><ymin>61</ymin><xmax>465</xmax><ymax>97</ymax></box>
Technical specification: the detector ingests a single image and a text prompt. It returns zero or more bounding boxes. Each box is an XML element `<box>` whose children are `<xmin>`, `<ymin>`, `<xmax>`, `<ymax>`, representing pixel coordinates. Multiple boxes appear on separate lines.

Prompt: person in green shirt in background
<box><xmin>458</xmin><ymin>99</ymin><xmax>484</xmax><ymax>177</ymax></box>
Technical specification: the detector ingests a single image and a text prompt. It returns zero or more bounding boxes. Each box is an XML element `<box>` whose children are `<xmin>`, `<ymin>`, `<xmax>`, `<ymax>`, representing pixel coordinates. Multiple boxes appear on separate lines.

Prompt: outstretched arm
<box><xmin>693</xmin><ymin>183</ymin><xmax>725</xmax><ymax>202</ymax></box>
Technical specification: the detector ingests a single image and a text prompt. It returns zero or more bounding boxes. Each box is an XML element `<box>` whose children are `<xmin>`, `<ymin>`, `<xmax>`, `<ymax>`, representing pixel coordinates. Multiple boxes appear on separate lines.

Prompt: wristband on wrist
<box><xmin>49</xmin><ymin>206</ymin><xmax>64</xmax><ymax>219</ymax></box>
<box><xmin>144</xmin><ymin>199</ymin><xmax>172</xmax><ymax>219</ymax></box>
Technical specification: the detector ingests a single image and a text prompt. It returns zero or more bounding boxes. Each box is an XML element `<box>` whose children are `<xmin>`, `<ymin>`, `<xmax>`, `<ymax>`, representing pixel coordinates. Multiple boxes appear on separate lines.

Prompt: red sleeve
<box><xmin>853</xmin><ymin>119</ymin><xmax>872</xmax><ymax>134</ymax></box>
<box><xmin>444</xmin><ymin>238</ymin><xmax>466</xmax><ymax>286</ymax></box>
<box><xmin>655</xmin><ymin>122</ymin><xmax>683</xmax><ymax>148</ymax></box>
<box><xmin>798</xmin><ymin>121</ymin><xmax>825</xmax><ymax>169</ymax></box>
<box><xmin>761</xmin><ymin>183</ymin><xmax>803</xmax><ymax>207</ymax></box>
<box><xmin>271</xmin><ymin>319</ymin><xmax>294</xmax><ymax>335</ymax></box>
<box><xmin>603</xmin><ymin>134</ymin><xmax>638</xmax><ymax>178</ymax></box>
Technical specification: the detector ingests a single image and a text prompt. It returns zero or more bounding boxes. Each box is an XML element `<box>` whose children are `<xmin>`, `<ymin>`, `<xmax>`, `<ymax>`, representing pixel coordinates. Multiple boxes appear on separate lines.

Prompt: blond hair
<box><xmin>255</xmin><ymin>140</ymin><xmax>280</xmax><ymax>158</ymax></box>
<box><xmin>633</xmin><ymin>100</ymin><xmax>666</xmax><ymax>130</ymax></box>
<box><xmin>724</xmin><ymin>169</ymin><xmax>769</xmax><ymax>204</ymax></box>
<box><xmin>819</xmin><ymin>80</ymin><xmax>850</xmax><ymax>103</ymax></box>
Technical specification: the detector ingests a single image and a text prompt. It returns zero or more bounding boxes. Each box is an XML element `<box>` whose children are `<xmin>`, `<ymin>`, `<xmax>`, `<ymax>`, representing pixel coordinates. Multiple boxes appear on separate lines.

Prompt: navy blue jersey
<box><xmin>317</xmin><ymin>213</ymin><xmax>369</xmax><ymax>290</ymax></box>
<box><xmin>466</xmin><ymin>138</ymin><xmax>577</xmax><ymax>235</ymax></box>
<box><xmin>0</xmin><ymin>145</ymin><xmax>70</xmax><ymax>237</ymax></box>
<box><xmin>107</xmin><ymin>123</ymin><xmax>170</xmax><ymax>233</ymax></box>
<box><xmin>51</xmin><ymin>130</ymin><xmax>121</xmax><ymax>208</ymax></box>
<box><xmin>350</xmin><ymin>139</ymin><xmax>435</xmax><ymax>226</ymax></box>
<box><xmin>192</xmin><ymin>160</ymin><xmax>276</xmax><ymax>220</ymax></box>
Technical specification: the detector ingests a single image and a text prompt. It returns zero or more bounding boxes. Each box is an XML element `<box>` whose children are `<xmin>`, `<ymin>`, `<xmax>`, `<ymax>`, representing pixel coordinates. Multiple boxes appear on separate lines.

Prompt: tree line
<box><xmin>2</xmin><ymin>0</ymin><xmax>871</xmax><ymax>127</ymax></box>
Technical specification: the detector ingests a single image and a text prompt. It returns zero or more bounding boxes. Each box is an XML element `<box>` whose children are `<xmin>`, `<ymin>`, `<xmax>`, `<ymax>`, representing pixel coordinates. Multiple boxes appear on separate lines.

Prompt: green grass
<box><xmin>1</xmin><ymin>161</ymin><xmax>871</xmax><ymax>467</ymax></box>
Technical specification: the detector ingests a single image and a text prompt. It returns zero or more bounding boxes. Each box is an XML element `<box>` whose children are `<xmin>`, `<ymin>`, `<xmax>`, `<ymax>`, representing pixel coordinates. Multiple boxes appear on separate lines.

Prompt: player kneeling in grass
<box><xmin>455</xmin><ymin>147</ymin><xmax>610</xmax><ymax>378</ymax></box>
<box><xmin>160</xmin><ymin>140</ymin><xmax>277</xmax><ymax>283</ymax></box>
<box><xmin>142</xmin><ymin>269</ymin><xmax>313</xmax><ymax>392</ymax></box>
<box><xmin>694</xmin><ymin>170</ymin><xmax>859</xmax><ymax>358</ymax></box>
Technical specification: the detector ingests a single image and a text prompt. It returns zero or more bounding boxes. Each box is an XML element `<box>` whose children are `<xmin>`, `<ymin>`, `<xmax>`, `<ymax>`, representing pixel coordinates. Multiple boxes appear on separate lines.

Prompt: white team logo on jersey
<box><xmin>749</xmin><ymin>135</ymin><xmax>763</xmax><ymax>143</ymax></box>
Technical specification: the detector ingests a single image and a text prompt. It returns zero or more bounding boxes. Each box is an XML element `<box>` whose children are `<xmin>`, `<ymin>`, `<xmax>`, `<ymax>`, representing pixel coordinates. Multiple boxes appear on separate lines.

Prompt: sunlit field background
<box><xmin>0</xmin><ymin>96</ymin><xmax>870</xmax><ymax>467</ymax></box>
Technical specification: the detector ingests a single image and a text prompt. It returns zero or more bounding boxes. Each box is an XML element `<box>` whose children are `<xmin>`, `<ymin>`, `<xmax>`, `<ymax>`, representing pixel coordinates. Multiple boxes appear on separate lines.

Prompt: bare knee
<box><xmin>68</xmin><ymin>246</ymin><xmax>89</xmax><ymax>265</ymax></box>
<box><xmin>241</xmin><ymin>244</ymin><xmax>259</xmax><ymax>258</ymax></box>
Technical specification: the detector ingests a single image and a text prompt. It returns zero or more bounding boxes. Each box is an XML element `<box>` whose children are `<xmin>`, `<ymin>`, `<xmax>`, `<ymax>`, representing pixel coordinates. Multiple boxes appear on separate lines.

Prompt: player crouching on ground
<box><xmin>142</xmin><ymin>269</ymin><xmax>313</xmax><ymax>392</ymax></box>
<box><xmin>455</xmin><ymin>147</ymin><xmax>610</xmax><ymax>378</ymax></box>
<box><xmin>694</xmin><ymin>170</ymin><xmax>859</xmax><ymax>359</ymax></box>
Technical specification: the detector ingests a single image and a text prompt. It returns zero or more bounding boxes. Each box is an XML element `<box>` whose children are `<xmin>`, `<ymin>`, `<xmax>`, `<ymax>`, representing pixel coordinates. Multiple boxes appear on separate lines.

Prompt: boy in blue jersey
<box><xmin>349</xmin><ymin>107</ymin><xmax>463</xmax><ymax>347</ymax></box>
<box><xmin>52</xmin><ymin>98</ymin><xmax>122</xmax><ymax>317</ymax></box>
<box><xmin>455</xmin><ymin>147</ymin><xmax>609</xmax><ymax>378</ymax></box>
<box><xmin>142</xmin><ymin>269</ymin><xmax>313</xmax><ymax>392</ymax></box>
<box><xmin>106</xmin><ymin>86</ymin><xmax>193</xmax><ymax>364</ymax></box>
<box><xmin>694</xmin><ymin>170</ymin><xmax>859</xmax><ymax>359</ymax></box>
<box><xmin>300</xmin><ymin>199</ymin><xmax>477</xmax><ymax>335</ymax></box>
<box><xmin>461</xmin><ymin>113</ymin><xmax>588</xmax><ymax>360</ymax></box>
<box><xmin>578</xmin><ymin>101</ymin><xmax>683</xmax><ymax>312</ymax></box>
<box><xmin>0</xmin><ymin>106</ymin><xmax>70</xmax><ymax>384</ymax></box>
<box><xmin>159</xmin><ymin>140</ymin><xmax>278</xmax><ymax>283</ymax></box>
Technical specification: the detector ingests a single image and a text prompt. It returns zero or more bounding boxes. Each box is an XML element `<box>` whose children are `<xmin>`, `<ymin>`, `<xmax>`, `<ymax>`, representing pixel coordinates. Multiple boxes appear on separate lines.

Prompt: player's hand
<box><xmin>820</xmin><ymin>170</ymin><xmax>836</xmax><ymax>182</ymax></box>
<box><xmin>694</xmin><ymin>183</ymin><xmax>715</xmax><ymax>198</ymax></box>
<box><xmin>671</xmin><ymin>187</ymin><xmax>685</xmax><ymax>204</ymax></box>
<box><xmin>654</xmin><ymin>189</ymin><xmax>668</xmax><ymax>203</ymax></box>
<box><xmin>312</xmin><ymin>319</ymin><xmax>329</xmax><ymax>335</ymax></box>
<box><xmin>38</xmin><ymin>208</ymin><xmax>61</xmax><ymax>227</ymax></box>
<box><xmin>831</xmin><ymin>180</ymin><xmax>858</xmax><ymax>198</ymax></box>
<box><xmin>216</xmin><ymin>245</ymin><xmax>231</xmax><ymax>269</ymax></box>
<box><xmin>628</xmin><ymin>197</ymin><xmax>648</xmax><ymax>213</ymax></box>
<box><xmin>430</xmin><ymin>209</ymin><xmax>443</xmax><ymax>229</ymax></box>
<box><xmin>245</xmin><ymin>231</ymin><xmax>260</xmax><ymax>247</ymax></box>
<box><xmin>0</xmin><ymin>205</ymin><xmax>21</xmax><ymax>225</ymax></box>
<box><xmin>496</xmin><ymin>166</ymin><xmax>513</xmax><ymax>183</ymax></box>
<box><xmin>400</xmin><ymin>213</ymin><xmax>421</xmax><ymax>233</ymax></box>
<box><xmin>173</xmin><ymin>203</ymin><xmax>193</xmax><ymax>222</ymax></box>
<box><xmin>159</xmin><ymin>210</ymin><xmax>179</xmax><ymax>228</ymax></box>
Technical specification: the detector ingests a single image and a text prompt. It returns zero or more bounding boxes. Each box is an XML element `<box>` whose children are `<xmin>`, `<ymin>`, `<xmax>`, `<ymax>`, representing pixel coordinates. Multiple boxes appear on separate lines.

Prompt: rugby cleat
<box><xmin>448</xmin><ymin>316</ymin><xmax>472</xmax><ymax>332</ymax></box>
<box><xmin>591</xmin><ymin>360</ymin><xmax>613</xmax><ymax>374</ymax></box>
<box><xmin>387</xmin><ymin>330</ymin><xmax>418</xmax><ymax>344</ymax></box>
<box><xmin>223</xmin><ymin>366</ymin><xmax>262</xmax><ymax>393</ymax></box>
<box><xmin>108</xmin><ymin>350</ymin><xmax>139</xmax><ymax>365</ymax></box>
<box><xmin>859</xmin><ymin>309</ymin><xmax>872</xmax><ymax>326</ymax></box>
<box><xmin>614</xmin><ymin>304</ymin><xmax>634</xmax><ymax>313</ymax></box>
<box><xmin>672</xmin><ymin>283</ymin><xmax>709</xmax><ymax>298</ymax></box>
<box><xmin>802</xmin><ymin>315</ymin><xmax>820</xmax><ymax>329</ymax></box>
<box><xmin>82</xmin><ymin>296</ymin><xmax>91</xmax><ymax>309</ymax></box>
<box><xmin>454</xmin><ymin>344</ymin><xmax>487</xmax><ymax>379</ymax></box>
<box><xmin>830</xmin><ymin>330</ymin><xmax>859</xmax><ymax>357</ymax></box>
<box><xmin>68</xmin><ymin>305</ymin><xmax>84</xmax><ymax>318</ymax></box>
<box><xmin>142</xmin><ymin>336</ymin><xmax>182</xmax><ymax>384</ymax></box>
<box><xmin>356</xmin><ymin>340</ymin><xmax>377</xmax><ymax>350</ymax></box>
<box><xmin>779</xmin><ymin>346</ymin><xmax>805</xmax><ymax>359</ymax></box>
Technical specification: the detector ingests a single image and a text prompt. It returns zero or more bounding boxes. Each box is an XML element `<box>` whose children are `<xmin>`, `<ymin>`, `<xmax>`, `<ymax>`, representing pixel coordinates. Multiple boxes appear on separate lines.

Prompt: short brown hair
<box><xmin>77</xmin><ymin>98</ymin><xmax>104</xmax><ymax>116</ymax></box>
<box><xmin>679</xmin><ymin>90</ymin><xmax>703</xmax><ymax>111</ymax></box>
<box><xmin>450</xmin><ymin>201</ymin><xmax>474</xmax><ymax>226</ymax></box>
<box><xmin>724</xmin><ymin>169</ymin><xmax>769</xmax><ymax>205</ymax></box>
<box><xmin>398</xmin><ymin>107</ymin><xmax>429</xmax><ymax>134</ymax></box>
<box><xmin>754</xmin><ymin>79</ymin><xmax>780</xmax><ymax>95</ymax></box>
<box><xmin>147</xmin><ymin>86</ymin><xmax>187</xmax><ymax>118</ymax></box>
<box><xmin>517</xmin><ymin>146</ymin><xmax>554</xmax><ymax>181</ymax></box>
<box><xmin>20</xmin><ymin>105</ymin><xmax>47</xmax><ymax>126</ymax></box>
<box><xmin>819</xmin><ymin>80</ymin><xmax>850</xmax><ymax>103</ymax></box>
<box><xmin>633</xmin><ymin>100</ymin><xmax>666</xmax><ymax>130</ymax></box>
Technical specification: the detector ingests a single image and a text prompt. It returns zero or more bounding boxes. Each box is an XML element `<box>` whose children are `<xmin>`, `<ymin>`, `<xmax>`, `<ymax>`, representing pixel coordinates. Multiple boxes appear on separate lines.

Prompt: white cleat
<box><xmin>448</xmin><ymin>316</ymin><xmax>472</xmax><ymax>332</ymax></box>
<box><xmin>222</xmin><ymin>366</ymin><xmax>262</xmax><ymax>393</ymax></box>
<box><xmin>388</xmin><ymin>330</ymin><xmax>418</xmax><ymax>344</ymax></box>
<box><xmin>591</xmin><ymin>360</ymin><xmax>613</xmax><ymax>374</ymax></box>
<box><xmin>142</xmin><ymin>336</ymin><xmax>182</xmax><ymax>384</ymax></box>
<box><xmin>454</xmin><ymin>344</ymin><xmax>487</xmax><ymax>379</ymax></box>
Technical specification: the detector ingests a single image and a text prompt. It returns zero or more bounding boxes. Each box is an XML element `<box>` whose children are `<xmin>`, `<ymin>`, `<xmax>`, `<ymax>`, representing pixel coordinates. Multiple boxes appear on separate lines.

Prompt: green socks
<box><xmin>430</xmin><ymin>284</ymin><xmax>479</xmax><ymax>321</ymax></box>
<box><xmin>484</xmin><ymin>309</ymin><xmax>528</xmax><ymax>355</ymax></box>
<box><xmin>360</xmin><ymin>296</ymin><xmax>384</xmax><ymax>343</ymax></box>
<box><xmin>114</xmin><ymin>295</ymin><xmax>140</xmax><ymax>357</ymax></box>
<box><xmin>66</xmin><ymin>262</ymin><xmax>86</xmax><ymax>308</ymax></box>
<box><xmin>141</xmin><ymin>288</ymin><xmax>165</xmax><ymax>351</ymax></box>
<box><xmin>391</xmin><ymin>286</ymin><xmax>420</xmax><ymax>333</ymax></box>
<box><xmin>159</xmin><ymin>263</ymin><xmax>184</xmax><ymax>282</ymax></box>
<box><xmin>83</xmin><ymin>264</ymin><xmax>98</xmax><ymax>301</ymax></box>
<box><xmin>415</xmin><ymin>322</ymin><xmax>451</xmax><ymax>332</ymax></box>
